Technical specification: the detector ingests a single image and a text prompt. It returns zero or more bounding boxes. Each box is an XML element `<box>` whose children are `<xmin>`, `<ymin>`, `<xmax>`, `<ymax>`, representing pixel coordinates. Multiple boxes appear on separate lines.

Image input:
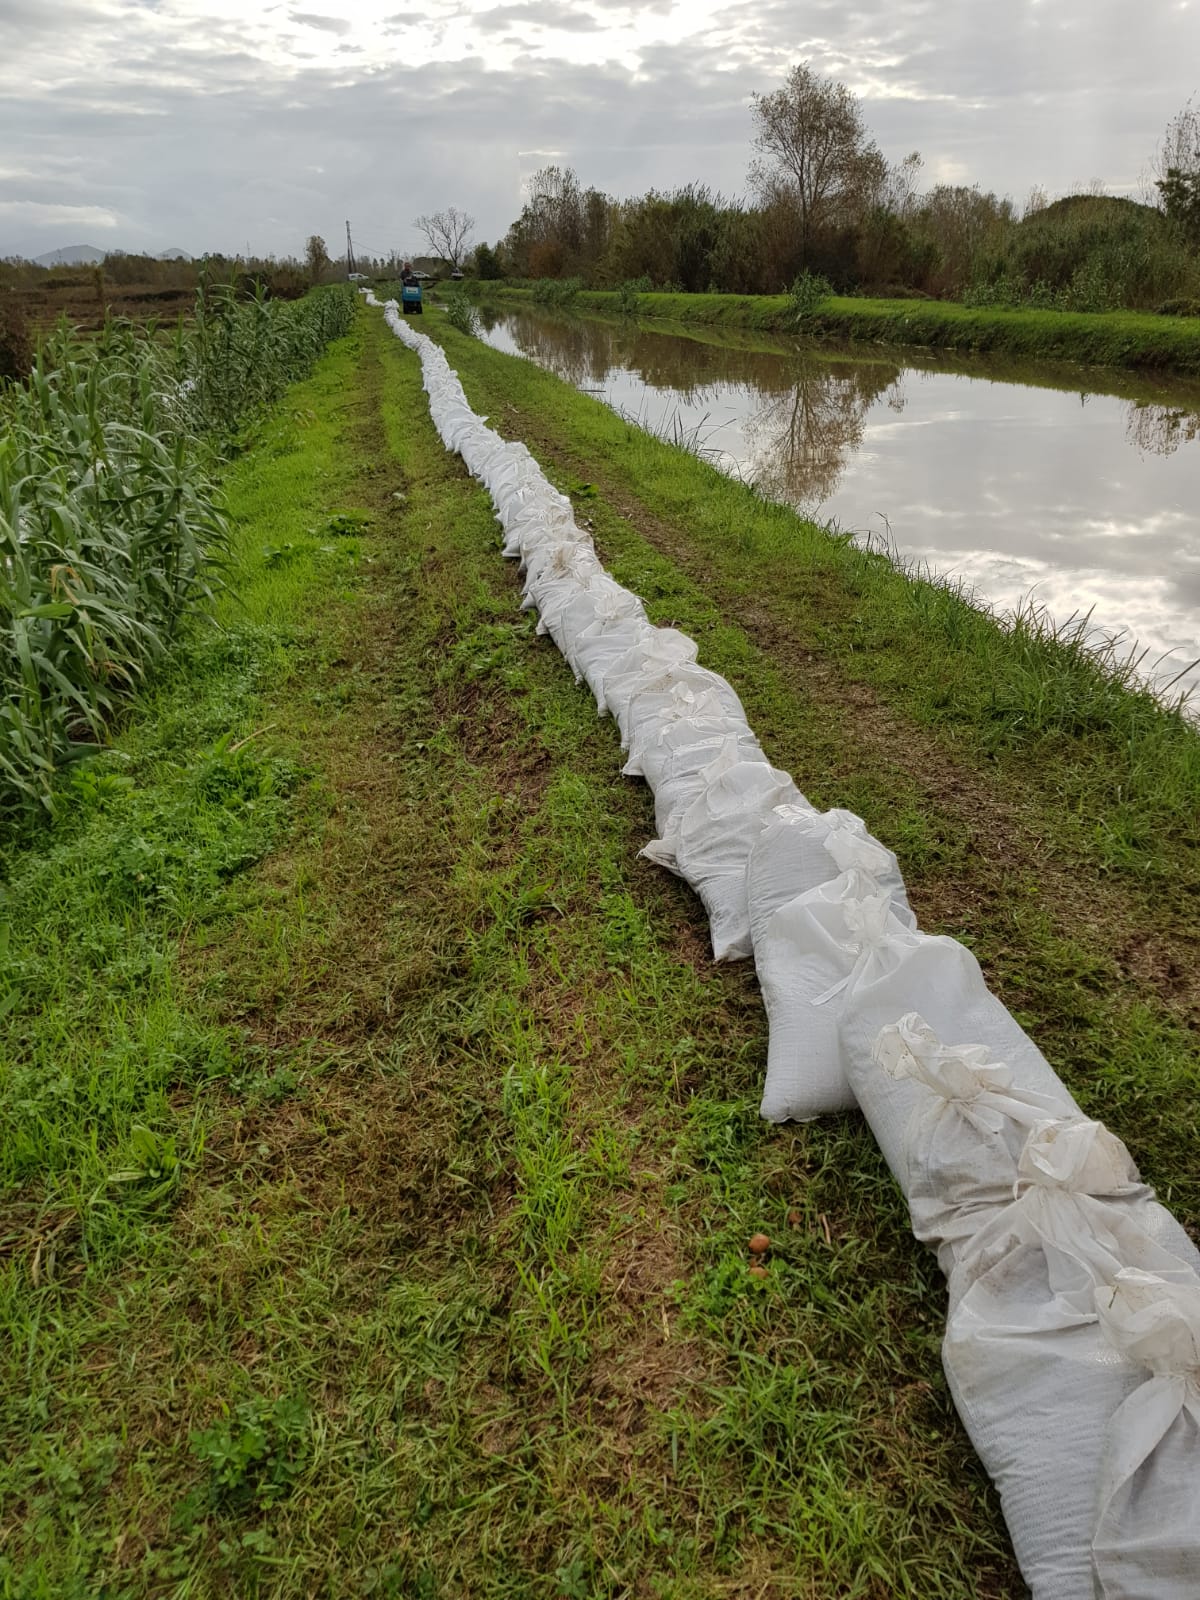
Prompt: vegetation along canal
<box><xmin>476</xmin><ymin>306</ymin><xmax>1200</xmax><ymax>704</ymax></box>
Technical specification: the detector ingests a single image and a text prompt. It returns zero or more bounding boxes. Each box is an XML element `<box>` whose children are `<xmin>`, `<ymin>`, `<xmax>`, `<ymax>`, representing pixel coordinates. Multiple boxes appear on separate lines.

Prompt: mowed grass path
<box><xmin>7</xmin><ymin>300</ymin><xmax>1196</xmax><ymax>1597</ymax></box>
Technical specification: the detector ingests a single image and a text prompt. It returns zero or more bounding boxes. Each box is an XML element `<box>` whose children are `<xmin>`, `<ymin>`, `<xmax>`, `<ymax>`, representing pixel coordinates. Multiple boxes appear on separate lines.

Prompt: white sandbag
<box><xmin>757</xmin><ymin>875</ymin><xmax>922</xmax><ymax>1122</ymax></box>
<box><xmin>849</xmin><ymin>1007</ymin><xmax>1081</xmax><ymax>1273</ymax></box>
<box><xmin>644</xmin><ymin>758</ymin><xmax>802</xmax><ymax>961</ymax></box>
<box><xmin>462</xmin><ymin>433</ymin><xmax>515</xmax><ymax>481</ymax></box>
<box><xmin>650</xmin><ymin>730</ymin><xmax>766</xmax><ymax>838</ymax></box>
<box><xmin>484</xmin><ymin>442</ymin><xmax>539</xmax><ymax>510</ymax></box>
<box><xmin>746</xmin><ymin>805</ymin><xmax>909</xmax><ymax>957</ymax></box>
<box><xmin>437</xmin><ymin>405</ymin><xmax>480</xmax><ymax>452</ymax></box>
<box><xmin>621</xmin><ymin>665</ymin><xmax>749</xmax><ymax>760</ymax></box>
<box><xmin>574</xmin><ymin>615</ymin><xmax>656</xmax><ymax>702</ymax></box>
<box><xmin>953</xmin><ymin>1118</ymin><xmax>1200</xmax><ymax>1287</ymax></box>
<box><xmin>624</xmin><ymin>700</ymin><xmax>755</xmax><ymax>784</ymax></box>
<box><xmin>500</xmin><ymin>496</ymin><xmax>580</xmax><ymax>562</ymax></box>
<box><xmin>641</xmin><ymin>736</ymin><xmax>763</xmax><ymax>863</ymax></box>
<box><xmin>491</xmin><ymin>475</ymin><xmax>551</xmax><ymax>528</ymax></box>
<box><xmin>554</xmin><ymin>584</ymin><xmax>647</xmax><ymax>676</ymax></box>
<box><xmin>941</xmin><ymin>1121</ymin><xmax>1200</xmax><ymax>1600</ymax></box>
<box><xmin>1093</xmin><ymin>1268</ymin><xmax>1200</xmax><ymax>1598</ymax></box>
<box><xmin>628</xmin><ymin>714</ymin><xmax>765</xmax><ymax>796</ymax></box>
<box><xmin>520</xmin><ymin>543</ymin><xmax>605</xmax><ymax>625</ymax></box>
<box><xmin>600</xmin><ymin>629</ymin><xmax>699</xmax><ymax>724</ymax></box>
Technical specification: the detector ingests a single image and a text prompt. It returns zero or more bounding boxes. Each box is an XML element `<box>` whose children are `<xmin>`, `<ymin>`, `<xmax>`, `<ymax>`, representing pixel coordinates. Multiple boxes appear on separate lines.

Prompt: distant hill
<box><xmin>31</xmin><ymin>245</ymin><xmax>194</xmax><ymax>267</ymax></box>
<box><xmin>34</xmin><ymin>244</ymin><xmax>105</xmax><ymax>267</ymax></box>
<box><xmin>1021</xmin><ymin>194</ymin><xmax>1164</xmax><ymax>229</ymax></box>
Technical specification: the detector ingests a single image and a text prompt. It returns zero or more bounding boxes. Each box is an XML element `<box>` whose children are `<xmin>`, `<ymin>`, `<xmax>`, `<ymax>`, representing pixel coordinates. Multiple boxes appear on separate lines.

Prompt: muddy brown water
<box><xmin>475</xmin><ymin>305</ymin><xmax>1200</xmax><ymax>705</ymax></box>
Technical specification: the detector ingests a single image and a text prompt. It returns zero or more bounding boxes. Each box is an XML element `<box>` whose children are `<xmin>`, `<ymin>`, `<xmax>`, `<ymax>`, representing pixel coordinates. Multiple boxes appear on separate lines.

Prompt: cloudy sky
<box><xmin>2</xmin><ymin>0</ymin><xmax>1197</xmax><ymax>261</ymax></box>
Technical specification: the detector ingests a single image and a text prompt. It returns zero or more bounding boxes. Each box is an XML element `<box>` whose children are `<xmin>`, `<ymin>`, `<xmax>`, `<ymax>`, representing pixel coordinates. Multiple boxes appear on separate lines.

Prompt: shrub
<box><xmin>444</xmin><ymin>291</ymin><xmax>480</xmax><ymax>335</ymax></box>
<box><xmin>530</xmin><ymin>276</ymin><xmax>582</xmax><ymax>307</ymax></box>
<box><xmin>617</xmin><ymin>275</ymin><xmax>651</xmax><ymax>315</ymax></box>
<box><xmin>789</xmin><ymin>270</ymin><xmax>833</xmax><ymax>319</ymax></box>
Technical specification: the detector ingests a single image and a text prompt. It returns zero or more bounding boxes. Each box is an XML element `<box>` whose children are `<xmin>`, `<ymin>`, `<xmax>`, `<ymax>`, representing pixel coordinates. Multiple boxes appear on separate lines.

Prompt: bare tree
<box><xmin>412</xmin><ymin>206</ymin><xmax>476</xmax><ymax>270</ymax></box>
<box><xmin>750</xmin><ymin>62</ymin><xmax>887</xmax><ymax>259</ymax></box>
<box><xmin>305</xmin><ymin>234</ymin><xmax>330</xmax><ymax>285</ymax></box>
<box><xmin>1152</xmin><ymin>97</ymin><xmax>1200</xmax><ymax>243</ymax></box>
<box><xmin>1153</xmin><ymin>96</ymin><xmax>1200</xmax><ymax>188</ymax></box>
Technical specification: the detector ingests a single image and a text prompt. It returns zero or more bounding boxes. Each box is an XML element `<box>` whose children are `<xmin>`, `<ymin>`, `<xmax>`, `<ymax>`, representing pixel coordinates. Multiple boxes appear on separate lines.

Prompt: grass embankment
<box><xmin>424</xmin><ymin>312</ymin><xmax>1200</xmax><ymax>1210</ymax></box>
<box><xmin>0</xmin><ymin>301</ymin><xmax>1195</xmax><ymax>1596</ymax></box>
<box><xmin>466</xmin><ymin>282</ymin><xmax>1200</xmax><ymax>375</ymax></box>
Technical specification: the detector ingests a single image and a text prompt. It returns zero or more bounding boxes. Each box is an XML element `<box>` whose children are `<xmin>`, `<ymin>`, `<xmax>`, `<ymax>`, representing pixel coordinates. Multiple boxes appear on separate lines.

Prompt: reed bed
<box><xmin>0</xmin><ymin>283</ymin><xmax>354</xmax><ymax>817</ymax></box>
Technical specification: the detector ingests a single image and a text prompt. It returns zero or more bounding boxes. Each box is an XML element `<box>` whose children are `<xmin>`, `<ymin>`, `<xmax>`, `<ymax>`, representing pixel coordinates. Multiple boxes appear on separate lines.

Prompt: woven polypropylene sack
<box><xmin>642</xmin><ymin>735</ymin><xmax>767</xmax><ymax>865</ymax></box>
<box><xmin>600</xmin><ymin>629</ymin><xmax>699</xmax><ymax>724</ymax></box>
<box><xmin>629</xmin><ymin>715</ymin><xmax>762</xmax><ymax>792</ymax></box>
<box><xmin>574</xmin><ymin>616</ymin><xmax>655</xmax><ymax>700</ymax></box>
<box><xmin>843</xmin><ymin>999</ymin><xmax>1082</xmax><ymax>1273</ymax></box>
<box><xmin>651</xmin><ymin>730</ymin><xmax>766</xmax><ymax>838</ymax></box>
<box><xmin>644</xmin><ymin>759</ymin><xmax>802</xmax><ymax>961</ymax></box>
<box><xmin>499</xmin><ymin>495</ymin><xmax>578</xmax><ymax>561</ymax></box>
<box><xmin>756</xmin><ymin>876</ymin><xmax>922</xmax><ymax>1122</ymax></box>
<box><xmin>1091</xmin><ymin>1269</ymin><xmax>1200</xmax><ymax>1598</ymax></box>
<box><xmin>521</xmin><ymin>545</ymin><xmax>605</xmax><ymax>632</ymax></box>
<box><xmin>622</xmin><ymin>666</ymin><xmax>749</xmax><ymax>763</ymax></box>
<box><xmin>940</xmin><ymin>1124</ymin><xmax>1200</xmax><ymax>1600</ymax></box>
<box><xmin>625</xmin><ymin>707</ymin><xmax>759</xmax><ymax>789</ymax></box>
<box><xmin>553</xmin><ymin>582</ymin><xmax>649</xmax><ymax>675</ymax></box>
<box><xmin>746</xmin><ymin>806</ymin><xmax>910</xmax><ymax>957</ymax></box>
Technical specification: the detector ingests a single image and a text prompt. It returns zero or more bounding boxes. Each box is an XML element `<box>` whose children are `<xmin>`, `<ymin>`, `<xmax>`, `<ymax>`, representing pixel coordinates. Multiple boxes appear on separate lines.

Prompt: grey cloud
<box><xmin>291</xmin><ymin>12</ymin><xmax>353</xmax><ymax>34</ymax></box>
<box><xmin>2</xmin><ymin>2</ymin><xmax>1199</xmax><ymax>259</ymax></box>
<box><xmin>474</xmin><ymin>3</ymin><xmax>603</xmax><ymax>33</ymax></box>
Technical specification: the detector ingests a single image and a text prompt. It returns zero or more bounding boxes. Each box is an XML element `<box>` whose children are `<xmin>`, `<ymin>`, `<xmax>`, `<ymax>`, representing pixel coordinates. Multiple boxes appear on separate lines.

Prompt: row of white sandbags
<box><xmin>368</xmin><ymin>293</ymin><xmax>1200</xmax><ymax>1599</ymax></box>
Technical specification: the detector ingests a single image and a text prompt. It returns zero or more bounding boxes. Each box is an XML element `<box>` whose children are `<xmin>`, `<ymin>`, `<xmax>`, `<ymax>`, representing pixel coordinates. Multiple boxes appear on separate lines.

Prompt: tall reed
<box><xmin>0</xmin><ymin>285</ymin><xmax>354</xmax><ymax>818</ymax></box>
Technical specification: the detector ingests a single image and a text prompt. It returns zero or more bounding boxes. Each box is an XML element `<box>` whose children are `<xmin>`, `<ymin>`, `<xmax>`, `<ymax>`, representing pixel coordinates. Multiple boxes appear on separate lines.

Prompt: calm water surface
<box><xmin>476</xmin><ymin>307</ymin><xmax>1200</xmax><ymax>702</ymax></box>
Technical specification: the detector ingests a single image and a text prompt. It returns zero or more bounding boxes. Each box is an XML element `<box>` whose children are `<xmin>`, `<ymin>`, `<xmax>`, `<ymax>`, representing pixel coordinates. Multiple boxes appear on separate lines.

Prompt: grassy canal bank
<box><xmin>465</xmin><ymin>281</ymin><xmax>1200</xmax><ymax>376</ymax></box>
<box><xmin>2</xmin><ymin>303</ymin><xmax>1198</xmax><ymax>1596</ymax></box>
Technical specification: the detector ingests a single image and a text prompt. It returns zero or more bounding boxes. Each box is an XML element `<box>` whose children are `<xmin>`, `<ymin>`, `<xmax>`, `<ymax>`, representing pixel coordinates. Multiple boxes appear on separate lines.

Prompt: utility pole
<box><xmin>345</xmin><ymin>220</ymin><xmax>356</xmax><ymax>279</ymax></box>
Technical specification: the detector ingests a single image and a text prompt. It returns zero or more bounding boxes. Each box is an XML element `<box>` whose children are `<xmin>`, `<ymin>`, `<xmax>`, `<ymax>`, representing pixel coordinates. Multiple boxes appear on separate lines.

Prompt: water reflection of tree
<box><xmin>480</xmin><ymin>310</ymin><xmax>905</xmax><ymax>507</ymax></box>
<box><xmin>485</xmin><ymin>309</ymin><xmax>858</xmax><ymax>402</ymax></box>
<box><xmin>1125</xmin><ymin>401</ymin><xmax>1200</xmax><ymax>457</ymax></box>
<box><xmin>744</xmin><ymin>357</ymin><xmax>904</xmax><ymax>510</ymax></box>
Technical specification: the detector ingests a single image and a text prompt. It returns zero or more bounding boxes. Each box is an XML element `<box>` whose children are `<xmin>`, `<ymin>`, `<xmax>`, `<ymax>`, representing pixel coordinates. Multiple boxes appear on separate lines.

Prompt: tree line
<box><xmin>469</xmin><ymin>66</ymin><xmax>1200</xmax><ymax>315</ymax></box>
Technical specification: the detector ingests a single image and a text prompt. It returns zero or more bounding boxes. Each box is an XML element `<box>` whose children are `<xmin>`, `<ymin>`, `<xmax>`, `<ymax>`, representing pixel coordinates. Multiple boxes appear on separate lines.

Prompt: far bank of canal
<box><xmin>471</xmin><ymin>303</ymin><xmax>1200</xmax><ymax>705</ymax></box>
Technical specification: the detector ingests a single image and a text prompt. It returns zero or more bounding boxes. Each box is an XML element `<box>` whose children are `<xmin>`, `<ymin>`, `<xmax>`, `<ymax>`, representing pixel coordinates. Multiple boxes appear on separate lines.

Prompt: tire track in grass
<box><xmin>0</xmin><ymin>307</ymin><xmax>1022</xmax><ymax>1597</ymax></box>
<box><xmin>369</xmin><ymin>311</ymin><xmax>1023</xmax><ymax>1597</ymax></box>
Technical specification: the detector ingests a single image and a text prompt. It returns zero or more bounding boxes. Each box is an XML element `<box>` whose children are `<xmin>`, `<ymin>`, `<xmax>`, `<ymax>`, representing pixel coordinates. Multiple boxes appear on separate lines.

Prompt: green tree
<box><xmin>472</xmin><ymin>242</ymin><xmax>505</xmax><ymax>279</ymax></box>
<box><xmin>304</xmin><ymin>234</ymin><xmax>330</xmax><ymax>286</ymax></box>
<box><xmin>750</xmin><ymin>62</ymin><xmax>887</xmax><ymax>262</ymax></box>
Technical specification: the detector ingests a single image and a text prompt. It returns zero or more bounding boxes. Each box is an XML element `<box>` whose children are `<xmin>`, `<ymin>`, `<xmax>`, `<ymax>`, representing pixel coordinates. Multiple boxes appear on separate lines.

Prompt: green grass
<box><xmin>2</xmin><ymin>298</ymin><xmax>1197</xmax><ymax>1597</ymax></box>
<box><xmin>464</xmin><ymin>282</ymin><xmax>1200</xmax><ymax>376</ymax></box>
<box><xmin>429</xmin><ymin>310</ymin><xmax>1200</xmax><ymax>868</ymax></box>
<box><xmin>418</xmin><ymin>310</ymin><xmax>1200</xmax><ymax>1210</ymax></box>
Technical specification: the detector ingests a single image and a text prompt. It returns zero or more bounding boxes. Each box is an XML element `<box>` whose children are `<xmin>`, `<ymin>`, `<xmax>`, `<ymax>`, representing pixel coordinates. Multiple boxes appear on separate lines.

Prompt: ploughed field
<box><xmin>1</xmin><ymin>301</ymin><xmax>1197</xmax><ymax>1598</ymax></box>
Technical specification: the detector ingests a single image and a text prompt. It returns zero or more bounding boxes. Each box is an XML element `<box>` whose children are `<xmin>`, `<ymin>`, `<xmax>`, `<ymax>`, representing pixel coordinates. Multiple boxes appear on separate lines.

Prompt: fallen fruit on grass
<box><xmin>749</xmin><ymin>1233</ymin><xmax>770</xmax><ymax>1255</ymax></box>
<box><xmin>787</xmin><ymin>1209</ymin><xmax>801</xmax><ymax>1228</ymax></box>
<box><xmin>748</xmin><ymin>1263</ymin><xmax>769</xmax><ymax>1279</ymax></box>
